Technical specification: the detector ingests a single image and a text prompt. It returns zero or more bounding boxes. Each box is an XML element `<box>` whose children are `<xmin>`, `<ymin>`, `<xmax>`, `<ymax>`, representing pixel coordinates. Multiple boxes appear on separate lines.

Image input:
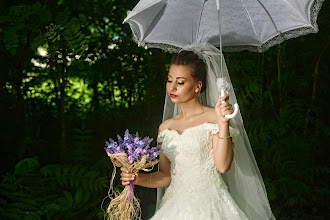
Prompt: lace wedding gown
<box><xmin>149</xmin><ymin>122</ymin><xmax>249</xmax><ymax>220</ymax></box>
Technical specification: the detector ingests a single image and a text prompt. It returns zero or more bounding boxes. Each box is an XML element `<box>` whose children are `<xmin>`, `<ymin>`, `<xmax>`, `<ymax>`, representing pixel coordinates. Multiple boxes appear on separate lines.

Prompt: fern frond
<box><xmin>14</xmin><ymin>157</ymin><xmax>40</xmax><ymax>176</ymax></box>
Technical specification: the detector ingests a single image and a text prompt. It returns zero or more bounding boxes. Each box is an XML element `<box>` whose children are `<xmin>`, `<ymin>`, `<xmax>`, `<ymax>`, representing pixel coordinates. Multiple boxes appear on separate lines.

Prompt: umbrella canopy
<box><xmin>124</xmin><ymin>0</ymin><xmax>324</xmax><ymax>52</ymax></box>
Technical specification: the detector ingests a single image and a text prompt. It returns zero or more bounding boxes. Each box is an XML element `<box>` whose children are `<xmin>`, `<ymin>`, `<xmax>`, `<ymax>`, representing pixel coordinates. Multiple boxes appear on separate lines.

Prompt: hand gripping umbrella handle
<box><xmin>217</xmin><ymin>0</ymin><xmax>238</xmax><ymax>119</ymax></box>
<box><xmin>221</xmin><ymin>89</ymin><xmax>239</xmax><ymax>119</ymax></box>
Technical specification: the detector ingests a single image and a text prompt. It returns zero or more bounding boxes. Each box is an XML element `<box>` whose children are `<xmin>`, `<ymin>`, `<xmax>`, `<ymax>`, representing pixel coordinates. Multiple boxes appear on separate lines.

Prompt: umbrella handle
<box><xmin>221</xmin><ymin>89</ymin><xmax>239</xmax><ymax>119</ymax></box>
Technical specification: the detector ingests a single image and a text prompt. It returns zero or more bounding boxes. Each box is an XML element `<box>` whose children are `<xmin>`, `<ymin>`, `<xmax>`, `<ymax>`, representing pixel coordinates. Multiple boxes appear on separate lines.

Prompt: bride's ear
<box><xmin>195</xmin><ymin>81</ymin><xmax>202</xmax><ymax>93</ymax></box>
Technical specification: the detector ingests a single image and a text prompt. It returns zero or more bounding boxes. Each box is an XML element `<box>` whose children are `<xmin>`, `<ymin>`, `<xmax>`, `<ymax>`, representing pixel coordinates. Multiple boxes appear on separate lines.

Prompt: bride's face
<box><xmin>166</xmin><ymin>65</ymin><xmax>200</xmax><ymax>103</ymax></box>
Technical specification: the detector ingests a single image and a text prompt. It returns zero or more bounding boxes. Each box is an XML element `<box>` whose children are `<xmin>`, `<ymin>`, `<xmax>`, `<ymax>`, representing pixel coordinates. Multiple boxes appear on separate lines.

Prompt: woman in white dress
<box><xmin>120</xmin><ymin>43</ymin><xmax>275</xmax><ymax>220</ymax></box>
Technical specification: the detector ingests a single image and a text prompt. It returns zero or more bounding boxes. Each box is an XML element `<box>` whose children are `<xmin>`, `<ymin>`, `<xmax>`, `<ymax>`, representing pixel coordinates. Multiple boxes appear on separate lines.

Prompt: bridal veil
<box><xmin>157</xmin><ymin>42</ymin><xmax>275</xmax><ymax>220</ymax></box>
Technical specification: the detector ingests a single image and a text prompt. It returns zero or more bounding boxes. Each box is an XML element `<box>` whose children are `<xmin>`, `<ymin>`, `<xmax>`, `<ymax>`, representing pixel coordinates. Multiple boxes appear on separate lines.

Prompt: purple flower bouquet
<box><xmin>104</xmin><ymin>129</ymin><xmax>162</xmax><ymax>220</ymax></box>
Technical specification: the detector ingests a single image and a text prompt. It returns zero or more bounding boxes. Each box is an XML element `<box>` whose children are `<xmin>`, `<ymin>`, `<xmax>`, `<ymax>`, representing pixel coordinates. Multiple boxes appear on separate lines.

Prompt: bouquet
<box><xmin>104</xmin><ymin>129</ymin><xmax>162</xmax><ymax>220</ymax></box>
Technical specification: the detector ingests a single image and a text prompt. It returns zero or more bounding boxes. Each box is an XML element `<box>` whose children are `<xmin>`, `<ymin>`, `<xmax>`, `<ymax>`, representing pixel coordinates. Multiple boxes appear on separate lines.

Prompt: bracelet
<box><xmin>218</xmin><ymin>135</ymin><xmax>232</xmax><ymax>139</ymax></box>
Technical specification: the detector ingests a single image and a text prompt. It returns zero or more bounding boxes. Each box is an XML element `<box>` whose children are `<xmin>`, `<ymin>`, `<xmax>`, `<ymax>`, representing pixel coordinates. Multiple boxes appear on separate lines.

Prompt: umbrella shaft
<box><xmin>217</xmin><ymin>0</ymin><xmax>223</xmax><ymax>78</ymax></box>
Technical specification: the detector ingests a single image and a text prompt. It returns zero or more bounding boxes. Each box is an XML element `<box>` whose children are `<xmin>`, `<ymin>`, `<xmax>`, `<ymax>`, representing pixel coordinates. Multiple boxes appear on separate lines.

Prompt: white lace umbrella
<box><xmin>124</xmin><ymin>0</ymin><xmax>324</xmax><ymax>53</ymax></box>
<box><xmin>124</xmin><ymin>0</ymin><xmax>324</xmax><ymax>119</ymax></box>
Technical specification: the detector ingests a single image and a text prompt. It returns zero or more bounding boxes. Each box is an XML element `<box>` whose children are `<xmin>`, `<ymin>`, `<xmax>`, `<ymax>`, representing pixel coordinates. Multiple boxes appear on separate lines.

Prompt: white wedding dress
<box><xmin>149</xmin><ymin>122</ymin><xmax>249</xmax><ymax>220</ymax></box>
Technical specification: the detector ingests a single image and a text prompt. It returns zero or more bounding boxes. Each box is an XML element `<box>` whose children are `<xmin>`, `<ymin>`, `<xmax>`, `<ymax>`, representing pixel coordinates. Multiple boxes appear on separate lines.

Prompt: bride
<box><xmin>120</xmin><ymin>43</ymin><xmax>275</xmax><ymax>220</ymax></box>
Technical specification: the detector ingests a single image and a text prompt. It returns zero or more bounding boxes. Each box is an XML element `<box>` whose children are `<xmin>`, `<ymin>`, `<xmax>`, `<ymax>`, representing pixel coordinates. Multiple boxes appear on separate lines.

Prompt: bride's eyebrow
<box><xmin>167</xmin><ymin>75</ymin><xmax>186</xmax><ymax>79</ymax></box>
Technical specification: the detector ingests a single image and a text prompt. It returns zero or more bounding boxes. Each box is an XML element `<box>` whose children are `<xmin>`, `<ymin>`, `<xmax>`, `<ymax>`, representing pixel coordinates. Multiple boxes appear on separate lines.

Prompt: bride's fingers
<box><xmin>220</xmin><ymin>94</ymin><xmax>229</xmax><ymax>103</ymax></box>
<box><xmin>120</xmin><ymin>167</ymin><xmax>136</xmax><ymax>186</ymax></box>
<box><xmin>122</xmin><ymin>181</ymin><xmax>130</xmax><ymax>186</ymax></box>
<box><xmin>121</xmin><ymin>174</ymin><xmax>136</xmax><ymax>186</ymax></box>
<box><xmin>220</xmin><ymin>103</ymin><xmax>232</xmax><ymax>110</ymax></box>
<box><xmin>121</xmin><ymin>172</ymin><xmax>135</xmax><ymax>179</ymax></box>
<box><xmin>216</xmin><ymin>95</ymin><xmax>222</xmax><ymax>108</ymax></box>
<box><xmin>121</xmin><ymin>175</ymin><xmax>135</xmax><ymax>182</ymax></box>
<box><xmin>221</xmin><ymin>109</ymin><xmax>234</xmax><ymax>116</ymax></box>
<box><xmin>220</xmin><ymin>104</ymin><xmax>234</xmax><ymax>114</ymax></box>
<box><xmin>120</xmin><ymin>167</ymin><xmax>129</xmax><ymax>173</ymax></box>
<box><xmin>217</xmin><ymin>94</ymin><xmax>222</xmax><ymax>103</ymax></box>
<box><xmin>216</xmin><ymin>94</ymin><xmax>229</xmax><ymax>108</ymax></box>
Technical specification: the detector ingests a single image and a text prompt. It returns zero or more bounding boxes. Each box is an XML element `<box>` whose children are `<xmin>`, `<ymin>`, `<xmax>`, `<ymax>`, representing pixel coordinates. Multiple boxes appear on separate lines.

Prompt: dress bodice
<box><xmin>157</xmin><ymin>122</ymin><xmax>239</xmax><ymax>191</ymax></box>
<box><xmin>152</xmin><ymin>123</ymin><xmax>246</xmax><ymax>220</ymax></box>
<box><xmin>158</xmin><ymin>123</ymin><xmax>217</xmax><ymax>189</ymax></box>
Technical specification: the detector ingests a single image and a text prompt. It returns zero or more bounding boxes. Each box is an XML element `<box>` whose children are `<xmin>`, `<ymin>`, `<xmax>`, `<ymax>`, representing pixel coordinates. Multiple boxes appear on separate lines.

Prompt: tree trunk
<box><xmin>13</xmin><ymin>32</ymin><xmax>31</xmax><ymax>132</ymax></box>
<box><xmin>277</xmin><ymin>45</ymin><xmax>282</xmax><ymax>114</ymax></box>
<box><xmin>13</xmin><ymin>67</ymin><xmax>25</xmax><ymax>131</ymax></box>
<box><xmin>55</xmin><ymin>49</ymin><xmax>68</xmax><ymax>162</ymax></box>
<box><xmin>303</xmin><ymin>41</ymin><xmax>329</xmax><ymax>134</ymax></box>
<box><xmin>92</xmin><ymin>73</ymin><xmax>100</xmax><ymax>113</ymax></box>
<box><xmin>303</xmin><ymin>41</ymin><xmax>329</xmax><ymax>184</ymax></box>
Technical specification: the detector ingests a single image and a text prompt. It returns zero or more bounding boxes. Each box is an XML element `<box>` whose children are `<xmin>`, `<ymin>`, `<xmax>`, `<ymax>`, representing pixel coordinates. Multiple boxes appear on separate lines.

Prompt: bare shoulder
<box><xmin>158</xmin><ymin>118</ymin><xmax>176</xmax><ymax>132</ymax></box>
<box><xmin>203</xmin><ymin>107</ymin><xmax>218</xmax><ymax>124</ymax></box>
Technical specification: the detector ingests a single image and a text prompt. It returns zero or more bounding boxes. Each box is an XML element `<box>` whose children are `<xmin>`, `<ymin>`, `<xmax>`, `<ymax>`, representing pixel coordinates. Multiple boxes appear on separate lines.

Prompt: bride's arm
<box><xmin>120</xmin><ymin>153</ymin><xmax>171</xmax><ymax>188</ymax></box>
<box><xmin>212</xmin><ymin>122</ymin><xmax>234</xmax><ymax>173</ymax></box>
<box><xmin>136</xmin><ymin>153</ymin><xmax>171</xmax><ymax>188</ymax></box>
<box><xmin>212</xmin><ymin>93</ymin><xmax>234</xmax><ymax>173</ymax></box>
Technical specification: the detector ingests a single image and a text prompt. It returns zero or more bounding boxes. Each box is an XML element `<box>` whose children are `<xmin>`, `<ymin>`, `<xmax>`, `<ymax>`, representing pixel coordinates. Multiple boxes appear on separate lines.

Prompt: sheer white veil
<box><xmin>156</xmin><ymin>42</ymin><xmax>275</xmax><ymax>219</ymax></box>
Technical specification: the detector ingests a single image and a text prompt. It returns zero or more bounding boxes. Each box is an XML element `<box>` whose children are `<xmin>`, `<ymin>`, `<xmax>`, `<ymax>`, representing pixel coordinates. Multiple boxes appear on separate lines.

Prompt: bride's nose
<box><xmin>169</xmin><ymin>83</ymin><xmax>177</xmax><ymax>91</ymax></box>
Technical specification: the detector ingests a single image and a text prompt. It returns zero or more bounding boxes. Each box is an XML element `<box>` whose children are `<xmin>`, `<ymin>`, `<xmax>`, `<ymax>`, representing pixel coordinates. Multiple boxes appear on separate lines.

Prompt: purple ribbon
<box><xmin>128</xmin><ymin>180</ymin><xmax>135</xmax><ymax>202</ymax></box>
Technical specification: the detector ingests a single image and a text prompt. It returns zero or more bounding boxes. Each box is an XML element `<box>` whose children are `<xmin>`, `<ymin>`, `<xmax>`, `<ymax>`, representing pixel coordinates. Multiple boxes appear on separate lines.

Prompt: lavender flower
<box><xmin>105</xmin><ymin>129</ymin><xmax>162</xmax><ymax>164</ymax></box>
<box><xmin>128</xmin><ymin>155</ymin><xmax>135</xmax><ymax>164</ymax></box>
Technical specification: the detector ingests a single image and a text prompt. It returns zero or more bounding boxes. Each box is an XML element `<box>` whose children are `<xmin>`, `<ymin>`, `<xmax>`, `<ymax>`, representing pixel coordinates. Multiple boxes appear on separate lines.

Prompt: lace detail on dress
<box><xmin>157</xmin><ymin>131</ymin><xmax>165</xmax><ymax>144</ymax></box>
<box><xmin>210</xmin><ymin>124</ymin><xmax>240</xmax><ymax>145</ymax></box>
<box><xmin>150</xmin><ymin>123</ymin><xmax>247</xmax><ymax>220</ymax></box>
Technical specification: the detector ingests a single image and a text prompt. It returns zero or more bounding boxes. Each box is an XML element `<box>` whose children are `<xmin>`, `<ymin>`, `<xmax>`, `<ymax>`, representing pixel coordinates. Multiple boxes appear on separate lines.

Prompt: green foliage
<box><xmin>45</xmin><ymin>12</ymin><xmax>89</xmax><ymax>57</ymax></box>
<box><xmin>69</xmin><ymin>125</ymin><xmax>96</xmax><ymax>165</ymax></box>
<box><xmin>0</xmin><ymin>157</ymin><xmax>109</xmax><ymax>219</ymax></box>
<box><xmin>0</xmin><ymin>2</ymin><xmax>51</xmax><ymax>55</ymax></box>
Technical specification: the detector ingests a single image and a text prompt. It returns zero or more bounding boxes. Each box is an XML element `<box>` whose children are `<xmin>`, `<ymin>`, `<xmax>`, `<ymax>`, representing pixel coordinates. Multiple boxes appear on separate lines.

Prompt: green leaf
<box><xmin>80</xmin><ymin>44</ymin><xmax>88</xmax><ymax>52</ymax></box>
<box><xmin>31</xmin><ymin>35</ymin><xmax>46</xmax><ymax>50</ymax></box>
<box><xmin>63</xmin><ymin>191</ymin><xmax>73</xmax><ymax>207</ymax></box>
<box><xmin>74</xmin><ymin>188</ymin><xmax>82</xmax><ymax>204</ymax></box>
<box><xmin>79</xmin><ymin>14</ymin><xmax>87</xmax><ymax>25</ymax></box>
<box><xmin>76</xmin><ymin>33</ymin><xmax>85</xmax><ymax>42</ymax></box>
<box><xmin>79</xmin><ymin>40</ymin><xmax>86</xmax><ymax>46</ymax></box>
<box><xmin>14</xmin><ymin>158</ymin><xmax>39</xmax><ymax>175</ymax></box>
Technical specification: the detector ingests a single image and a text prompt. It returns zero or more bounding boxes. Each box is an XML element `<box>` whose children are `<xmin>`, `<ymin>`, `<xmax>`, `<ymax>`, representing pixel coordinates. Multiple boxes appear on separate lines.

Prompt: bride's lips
<box><xmin>170</xmin><ymin>93</ymin><xmax>177</xmax><ymax>98</ymax></box>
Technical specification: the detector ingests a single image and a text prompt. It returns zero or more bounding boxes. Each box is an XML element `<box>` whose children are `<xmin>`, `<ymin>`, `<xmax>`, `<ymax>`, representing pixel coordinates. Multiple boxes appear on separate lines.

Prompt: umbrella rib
<box><xmin>142</xmin><ymin>3</ymin><xmax>168</xmax><ymax>45</ymax></box>
<box><xmin>195</xmin><ymin>0</ymin><xmax>207</xmax><ymax>43</ymax></box>
<box><xmin>240</xmin><ymin>0</ymin><xmax>261</xmax><ymax>44</ymax></box>
<box><xmin>280</xmin><ymin>0</ymin><xmax>309</xmax><ymax>25</ymax></box>
<box><xmin>255</xmin><ymin>0</ymin><xmax>283</xmax><ymax>42</ymax></box>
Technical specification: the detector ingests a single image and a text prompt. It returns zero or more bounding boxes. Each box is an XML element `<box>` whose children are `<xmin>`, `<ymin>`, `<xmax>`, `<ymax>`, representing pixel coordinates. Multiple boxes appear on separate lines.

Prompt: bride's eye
<box><xmin>166</xmin><ymin>80</ymin><xmax>172</xmax><ymax>83</ymax></box>
<box><xmin>178</xmin><ymin>82</ymin><xmax>184</xmax><ymax>85</ymax></box>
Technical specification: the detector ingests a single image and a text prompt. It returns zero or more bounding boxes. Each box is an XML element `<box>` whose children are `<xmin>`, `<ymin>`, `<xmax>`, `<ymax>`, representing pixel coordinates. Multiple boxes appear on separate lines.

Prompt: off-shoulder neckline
<box><xmin>159</xmin><ymin>122</ymin><xmax>217</xmax><ymax>136</ymax></box>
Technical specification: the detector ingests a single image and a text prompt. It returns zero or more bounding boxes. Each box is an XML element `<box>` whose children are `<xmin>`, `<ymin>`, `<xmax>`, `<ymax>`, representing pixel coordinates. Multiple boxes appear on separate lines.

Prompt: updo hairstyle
<box><xmin>170</xmin><ymin>51</ymin><xmax>207</xmax><ymax>93</ymax></box>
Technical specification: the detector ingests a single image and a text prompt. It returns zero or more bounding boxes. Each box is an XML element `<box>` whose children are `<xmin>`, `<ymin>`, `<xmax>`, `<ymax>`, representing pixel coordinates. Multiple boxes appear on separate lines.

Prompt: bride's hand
<box><xmin>120</xmin><ymin>167</ymin><xmax>138</xmax><ymax>186</ymax></box>
<box><xmin>215</xmin><ymin>94</ymin><xmax>233</xmax><ymax>124</ymax></box>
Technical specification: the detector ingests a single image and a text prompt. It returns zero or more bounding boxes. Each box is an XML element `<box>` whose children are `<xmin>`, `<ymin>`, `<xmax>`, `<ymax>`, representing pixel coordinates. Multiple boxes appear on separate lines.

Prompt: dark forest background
<box><xmin>0</xmin><ymin>0</ymin><xmax>329</xmax><ymax>219</ymax></box>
